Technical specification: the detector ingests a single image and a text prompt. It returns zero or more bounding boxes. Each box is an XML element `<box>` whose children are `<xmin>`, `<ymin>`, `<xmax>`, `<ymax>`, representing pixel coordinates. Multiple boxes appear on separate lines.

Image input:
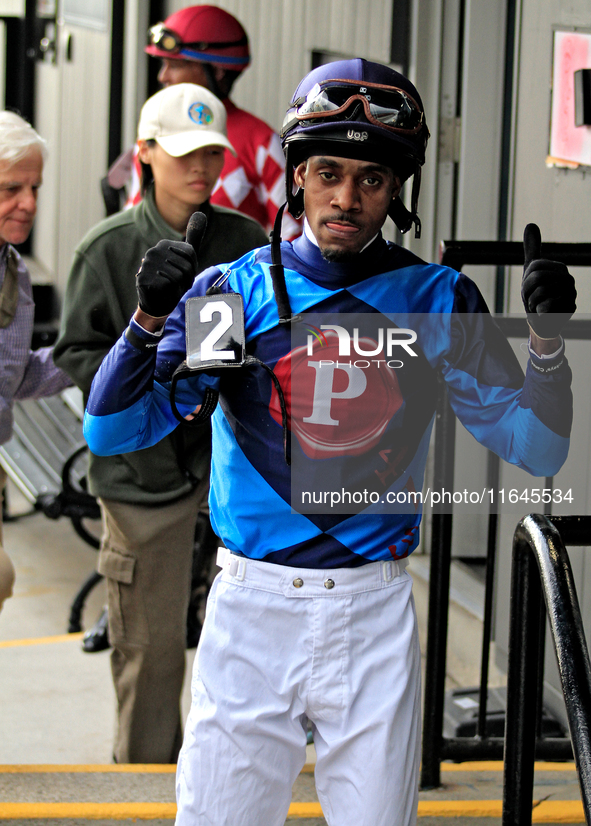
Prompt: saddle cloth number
<box><xmin>185</xmin><ymin>293</ymin><xmax>245</xmax><ymax>369</ymax></box>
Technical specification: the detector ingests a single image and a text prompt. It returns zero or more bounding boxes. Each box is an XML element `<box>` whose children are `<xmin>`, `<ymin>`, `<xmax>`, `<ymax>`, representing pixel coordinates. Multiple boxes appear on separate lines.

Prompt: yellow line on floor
<box><xmin>417</xmin><ymin>800</ymin><xmax>584</xmax><ymax>820</ymax></box>
<box><xmin>0</xmin><ymin>763</ymin><xmax>316</xmax><ymax>774</ymax></box>
<box><xmin>0</xmin><ymin>802</ymin><xmax>176</xmax><ymax>819</ymax></box>
<box><xmin>0</xmin><ymin>760</ymin><xmax>573</xmax><ymax>775</ymax></box>
<box><xmin>0</xmin><ymin>764</ymin><xmax>176</xmax><ymax>773</ymax></box>
<box><xmin>0</xmin><ymin>632</ymin><xmax>84</xmax><ymax>649</ymax></box>
<box><xmin>418</xmin><ymin>800</ymin><xmax>503</xmax><ymax>818</ymax></box>
<box><xmin>0</xmin><ymin>800</ymin><xmax>583</xmax><ymax>821</ymax></box>
<box><xmin>287</xmin><ymin>802</ymin><xmax>323</xmax><ymax>818</ymax></box>
<box><xmin>533</xmin><ymin>800</ymin><xmax>585</xmax><ymax>822</ymax></box>
<box><xmin>440</xmin><ymin>760</ymin><xmax>577</xmax><ymax>772</ymax></box>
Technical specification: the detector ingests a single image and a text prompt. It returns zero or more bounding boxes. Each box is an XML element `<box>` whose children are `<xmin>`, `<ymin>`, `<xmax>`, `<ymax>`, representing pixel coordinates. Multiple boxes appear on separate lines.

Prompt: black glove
<box><xmin>521</xmin><ymin>223</ymin><xmax>576</xmax><ymax>339</ymax></box>
<box><xmin>136</xmin><ymin>240</ymin><xmax>197</xmax><ymax>317</ymax></box>
<box><xmin>136</xmin><ymin>212</ymin><xmax>207</xmax><ymax>317</ymax></box>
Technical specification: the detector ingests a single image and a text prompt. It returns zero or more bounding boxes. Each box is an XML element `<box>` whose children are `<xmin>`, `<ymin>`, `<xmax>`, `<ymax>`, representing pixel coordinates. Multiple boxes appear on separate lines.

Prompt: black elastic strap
<box><xmin>125</xmin><ymin>325</ymin><xmax>160</xmax><ymax>351</ymax></box>
<box><xmin>169</xmin><ymin>356</ymin><xmax>290</xmax><ymax>464</ymax></box>
<box><xmin>410</xmin><ymin>166</ymin><xmax>422</xmax><ymax>239</ymax></box>
<box><xmin>529</xmin><ymin>357</ymin><xmax>565</xmax><ymax>375</ymax></box>
<box><xmin>389</xmin><ymin>197</ymin><xmax>413</xmax><ymax>235</ymax></box>
<box><xmin>269</xmin><ymin>203</ymin><xmax>299</xmax><ymax>324</ymax></box>
<box><xmin>170</xmin><ymin>362</ymin><xmax>220</xmax><ymax>425</ymax></box>
<box><xmin>388</xmin><ymin>169</ymin><xmax>422</xmax><ymax>239</ymax></box>
<box><xmin>244</xmin><ymin>355</ymin><xmax>290</xmax><ymax>465</ymax></box>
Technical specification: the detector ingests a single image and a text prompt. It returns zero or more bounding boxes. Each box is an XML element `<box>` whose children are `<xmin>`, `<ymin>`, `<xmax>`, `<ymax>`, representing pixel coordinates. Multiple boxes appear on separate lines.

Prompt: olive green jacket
<box><xmin>54</xmin><ymin>187</ymin><xmax>268</xmax><ymax>504</ymax></box>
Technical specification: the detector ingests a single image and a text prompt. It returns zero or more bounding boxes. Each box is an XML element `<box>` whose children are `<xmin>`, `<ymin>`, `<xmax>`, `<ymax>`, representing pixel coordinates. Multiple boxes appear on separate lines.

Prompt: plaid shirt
<box><xmin>0</xmin><ymin>244</ymin><xmax>72</xmax><ymax>445</ymax></box>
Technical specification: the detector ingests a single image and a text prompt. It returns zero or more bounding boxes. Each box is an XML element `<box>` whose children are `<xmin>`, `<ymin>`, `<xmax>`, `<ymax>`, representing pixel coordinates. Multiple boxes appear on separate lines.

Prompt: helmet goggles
<box><xmin>148</xmin><ymin>22</ymin><xmax>248</xmax><ymax>56</ymax></box>
<box><xmin>281</xmin><ymin>78</ymin><xmax>424</xmax><ymax>138</ymax></box>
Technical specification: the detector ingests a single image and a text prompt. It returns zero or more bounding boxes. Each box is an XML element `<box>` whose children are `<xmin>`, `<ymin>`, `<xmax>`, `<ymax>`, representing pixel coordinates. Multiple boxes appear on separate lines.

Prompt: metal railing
<box><xmin>420</xmin><ymin>240</ymin><xmax>591</xmax><ymax>789</ymax></box>
<box><xmin>503</xmin><ymin>514</ymin><xmax>591</xmax><ymax>826</ymax></box>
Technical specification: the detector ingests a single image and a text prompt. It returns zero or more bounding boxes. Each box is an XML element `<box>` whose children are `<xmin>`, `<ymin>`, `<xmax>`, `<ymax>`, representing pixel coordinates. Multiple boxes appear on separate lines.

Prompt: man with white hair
<box><xmin>0</xmin><ymin>111</ymin><xmax>72</xmax><ymax>614</ymax></box>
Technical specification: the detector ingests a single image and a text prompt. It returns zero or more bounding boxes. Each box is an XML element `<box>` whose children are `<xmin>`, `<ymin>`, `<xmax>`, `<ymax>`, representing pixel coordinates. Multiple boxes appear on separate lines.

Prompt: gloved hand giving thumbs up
<box><xmin>521</xmin><ymin>223</ymin><xmax>576</xmax><ymax>340</ymax></box>
<box><xmin>135</xmin><ymin>212</ymin><xmax>208</xmax><ymax>318</ymax></box>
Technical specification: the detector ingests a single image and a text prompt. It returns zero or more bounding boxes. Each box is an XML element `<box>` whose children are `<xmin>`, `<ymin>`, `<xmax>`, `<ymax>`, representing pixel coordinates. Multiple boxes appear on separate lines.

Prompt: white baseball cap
<box><xmin>137</xmin><ymin>83</ymin><xmax>236</xmax><ymax>157</ymax></box>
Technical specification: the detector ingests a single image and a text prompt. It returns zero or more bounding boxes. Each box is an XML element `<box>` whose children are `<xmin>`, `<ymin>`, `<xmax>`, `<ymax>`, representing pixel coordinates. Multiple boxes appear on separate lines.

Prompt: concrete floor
<box><xmin>0</xmin><ymin>483</ymin><xmax>135</xmax><ymax>765</ymax></box>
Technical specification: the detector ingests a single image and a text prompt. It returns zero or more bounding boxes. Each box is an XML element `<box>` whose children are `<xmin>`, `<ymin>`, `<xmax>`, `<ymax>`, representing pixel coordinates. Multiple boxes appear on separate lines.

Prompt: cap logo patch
<box><xmin>188</xmin><ymin>103</ymin><xmax>214</xmax><ymax>126</ymax></box>
<box><xmin>347</xmin><ymin>130</ymin><xmax>368</xmax><ymax>141</ymax></box>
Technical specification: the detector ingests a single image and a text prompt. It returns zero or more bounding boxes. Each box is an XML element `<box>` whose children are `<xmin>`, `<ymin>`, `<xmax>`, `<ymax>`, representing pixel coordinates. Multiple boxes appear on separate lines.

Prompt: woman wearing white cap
<box><xmin>136</xmin><ymin>82</ymin><xmax>237</xmax><ymax>233</ymax></box>
<box><xmin>54</xmin><ymin>83</ymin><xmax>268</xmax><ymax>764</ymax></box>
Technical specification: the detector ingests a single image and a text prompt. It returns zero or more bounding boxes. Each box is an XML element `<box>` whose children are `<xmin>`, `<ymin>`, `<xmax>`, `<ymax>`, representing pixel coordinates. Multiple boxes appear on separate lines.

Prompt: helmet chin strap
<box><xmin>284</xmin><ymin>154</ymin><xmax>305</xmax><ymax>219</ymax></box>
<box><xmin>388</xmin><ymin>167</ymin><xmax>422</xmax><ymax>239</ymax></box>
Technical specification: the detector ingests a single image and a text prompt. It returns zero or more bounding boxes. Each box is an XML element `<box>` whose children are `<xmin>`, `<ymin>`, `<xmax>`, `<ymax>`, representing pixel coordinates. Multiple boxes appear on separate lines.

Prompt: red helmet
<box><xmin>146</xmin><ymin>5</ymin><xmax>250</xmax><ymax>71</ymax></box>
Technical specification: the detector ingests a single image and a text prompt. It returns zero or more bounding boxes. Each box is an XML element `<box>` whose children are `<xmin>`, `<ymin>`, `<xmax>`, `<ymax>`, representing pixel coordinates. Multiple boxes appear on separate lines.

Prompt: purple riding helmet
<box><xmin>280</xmin><ymin>58</ymin><xmax>430</xmax><ymax>237</ymax></box>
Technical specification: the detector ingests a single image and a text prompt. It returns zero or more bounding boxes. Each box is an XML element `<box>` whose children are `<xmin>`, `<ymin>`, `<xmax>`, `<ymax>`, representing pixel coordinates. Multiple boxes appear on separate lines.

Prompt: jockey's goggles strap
<box><xmin>281</xmin><ymin>79</ymin><xmax>424</xmax><ymax>137</ymax></box>
<box><xmin>148</xmin><ymin>23</ymin><xmax>248</xmax><ymax>55</ymax></box>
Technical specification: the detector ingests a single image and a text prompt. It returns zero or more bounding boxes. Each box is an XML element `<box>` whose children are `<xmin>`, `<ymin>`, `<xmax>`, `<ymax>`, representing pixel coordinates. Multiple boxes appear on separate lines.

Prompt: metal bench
<box><xmin>0</xmin><ymin>388</ymin><xmax>102</xmax><ymax>632</ymax></box>
<box><xmin>0</xmin><ymin>389</ymin><xmax>219</xmax><ymax>649</ymax></box>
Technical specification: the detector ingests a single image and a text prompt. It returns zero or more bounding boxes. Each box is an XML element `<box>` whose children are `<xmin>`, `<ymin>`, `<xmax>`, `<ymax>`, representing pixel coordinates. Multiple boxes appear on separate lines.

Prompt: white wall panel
<box><xmin>507</xmin><ymin>3</ymin><xmax>591</xmax><ymax>315</ymax></box>
<box><xmin>0</xmin><ymin>0</ymin><xmax>24</xmax><ymax>13</ymax></box>
<box><xmin>33</xmin><ymin>21</ymin><xmax>111</xmax><ymax>295</ymax></box>
<box><xmin>57</xmin><ymin>26</ymin><xmax>110</xmax><ymax>293</ymax></box>
<box><xmin>0</xmin><ymin>22</ymin><xmax>5</xmax><ymax>110</ymax></box>
<box><xmin>33</xmin><ymin>60</ymin><xmax>61</xmax><ymax>280</ymax></box>
<box><xmin>123</xmin><ymin>0</ymin><xmax>150</xmax><ymax>149</ymax></box>
<box><xmin>456</xmin><ymin>0</ymin><xmax>506</xmax><ymax>247</ymax></box>
<box><xmin>408</xmin><ymin>0</ymin><xmax>444</xmax><ymax>263</ymax></box>
<box><xmin>165</xmin><ymin>0</ymin><xmax>394</xmax><ymax>133</ymax></box>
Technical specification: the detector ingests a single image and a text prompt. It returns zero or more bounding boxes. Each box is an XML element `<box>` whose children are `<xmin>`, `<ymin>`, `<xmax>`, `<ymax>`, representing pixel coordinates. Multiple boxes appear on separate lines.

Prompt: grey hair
<box><xmin>0</xmin><ymin>111</ymin><xmax>47</xmax><ymax>165</ymax></box>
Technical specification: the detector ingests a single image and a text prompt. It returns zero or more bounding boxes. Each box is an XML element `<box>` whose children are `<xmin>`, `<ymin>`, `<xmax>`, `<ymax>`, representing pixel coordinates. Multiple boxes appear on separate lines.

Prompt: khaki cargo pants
<box><xmin>99</xmin><ymin>479</ymin><xmax>209</xmax><ymax>764</ymax></box>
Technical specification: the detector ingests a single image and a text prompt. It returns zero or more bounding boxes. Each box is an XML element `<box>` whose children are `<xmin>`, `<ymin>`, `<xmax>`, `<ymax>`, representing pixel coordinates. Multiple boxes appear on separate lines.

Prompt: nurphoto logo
<box><xmin>306</xmin><ymin>324</ymin><xmax>419</xmax><ymax>362</ymax></box>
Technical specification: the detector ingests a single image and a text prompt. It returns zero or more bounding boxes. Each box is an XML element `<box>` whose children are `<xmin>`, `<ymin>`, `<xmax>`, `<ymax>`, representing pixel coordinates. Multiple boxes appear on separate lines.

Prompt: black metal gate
<box><xmin>420</xmin><ymin>239</ymin><xmax>591</xmax><ymax>789</ymax></box>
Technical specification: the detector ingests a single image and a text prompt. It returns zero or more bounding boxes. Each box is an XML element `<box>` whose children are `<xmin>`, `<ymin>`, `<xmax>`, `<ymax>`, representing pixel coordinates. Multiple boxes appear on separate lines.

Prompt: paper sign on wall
<box><xmin>548</xmin><ymin>30</ymin><xmax>591</xmax><ymax>168</ymax></box>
